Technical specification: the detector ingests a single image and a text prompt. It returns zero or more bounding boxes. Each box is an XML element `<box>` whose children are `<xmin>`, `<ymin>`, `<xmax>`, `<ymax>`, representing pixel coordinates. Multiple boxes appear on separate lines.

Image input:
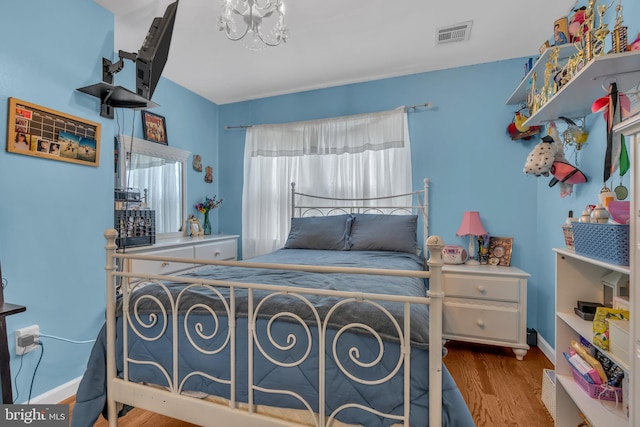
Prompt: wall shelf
<box><xmin>523</xmin><ymin>50</ymin><xmax>640</xmax><ymax>127</ymax></box>
<box><xmin>506</xmin><ymin>44</ymin><xmax>578</xmax><ymax>106</ymax></box>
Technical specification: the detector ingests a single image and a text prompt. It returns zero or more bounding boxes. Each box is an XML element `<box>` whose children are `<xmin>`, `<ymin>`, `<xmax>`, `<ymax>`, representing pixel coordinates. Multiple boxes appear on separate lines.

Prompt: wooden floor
<box><xmin>64</xmin><ymin>342</ymin><xmax>554</xmax><ymax>426</ymax></box>
<box><xmin>444</xmin><ymin>341</ymin><xmax>555</xmax><ymax>427</ymax></box>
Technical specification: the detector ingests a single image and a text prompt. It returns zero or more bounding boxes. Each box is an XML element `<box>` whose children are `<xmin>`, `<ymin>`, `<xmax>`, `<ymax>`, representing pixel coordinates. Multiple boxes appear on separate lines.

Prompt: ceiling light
<box><xmin>218</xmin><ymin>0</ymin><xmax>288</xmax><ymax>52</ymax></box>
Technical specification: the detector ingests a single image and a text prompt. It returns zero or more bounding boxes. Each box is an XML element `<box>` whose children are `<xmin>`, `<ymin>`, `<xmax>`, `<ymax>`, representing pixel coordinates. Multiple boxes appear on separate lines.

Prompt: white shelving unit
<box><xmin>554</xmin><ymin>248</ymin><xmax>630</xmax><ymax>426</ymax></box>
<box><xmin>552</xmin><ymin>115</ymin><xmax>640</xmax><ymax>426</ymax></box>
<box><xmin>506</xmin><ymin>49</ymin><xmax>640</xmax><ymax>126</ymax></box>
<box><xmin>505</xmin><ymin>44</ymin><xmax>578</xmax><ymax>106</ymax></box>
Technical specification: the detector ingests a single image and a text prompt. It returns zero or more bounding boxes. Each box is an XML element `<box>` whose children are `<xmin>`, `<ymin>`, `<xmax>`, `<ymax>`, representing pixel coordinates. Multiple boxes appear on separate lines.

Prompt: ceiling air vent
<box><xmin>436</xmin><ymin>21</ymin><xmax>472</xmax><ymax>45</ymax></box>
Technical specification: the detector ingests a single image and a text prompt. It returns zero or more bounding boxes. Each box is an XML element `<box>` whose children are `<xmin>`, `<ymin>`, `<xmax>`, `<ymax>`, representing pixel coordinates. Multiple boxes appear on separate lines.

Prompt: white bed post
<box><xmin>290</xmin><ymin>182</ymin><xmax>296</xmax><ymax>218</ymax></box>
<box><xmin>104</xmin><ymin>229</ymin><xmax>119</xmax><ymax>427</ymax></box>
<box><xmin>426</xmin><ymin>235</ymin><xmax>444</xmax><ymax>427</ymax></box>
<box><xmin>422</xmin><ymin>179</ymin><xmax>429</xmax><ymax>241</ymax></box>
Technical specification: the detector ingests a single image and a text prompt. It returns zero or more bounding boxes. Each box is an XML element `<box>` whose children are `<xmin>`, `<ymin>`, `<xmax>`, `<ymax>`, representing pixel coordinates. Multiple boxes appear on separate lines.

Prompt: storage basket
<box><xmin>561</xmin><ymin>224</ymin><xmax>574</xmax><ymax>251</ymax></box>
<box><xmin>114</xmin><ymin>209</ymin><xmax>156</xmax><ymax>248</ymax></box>
<box><xmin>570</xmin><ymin>364</ymin><xmax>622</xmax><ymax>402</ymax></box>
<box><xmin>571</xmin><ymin>222</ymin><xmax>629</xmax><ymax>265</ymax></box>
<box><xmin>541</xmin><ymin>369</ymin><xmax>555</xmax><ymax>420</ymax></box>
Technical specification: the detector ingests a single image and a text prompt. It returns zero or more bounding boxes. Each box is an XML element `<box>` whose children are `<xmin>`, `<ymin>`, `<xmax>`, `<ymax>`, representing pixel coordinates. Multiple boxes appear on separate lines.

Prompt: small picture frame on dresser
<box><xmin>188</xmin><ymin>215</ymin><xmax>203</xmax><ymax>237</ymax></box>
<box><xmin>487</xmin><ymin>236</ymin><xmax>513</xmax><ymax>266</ymax></box>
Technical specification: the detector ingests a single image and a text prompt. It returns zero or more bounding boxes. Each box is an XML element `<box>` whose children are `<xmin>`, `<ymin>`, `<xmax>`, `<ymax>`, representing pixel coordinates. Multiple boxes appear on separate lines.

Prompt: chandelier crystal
<box><xmin>218</xmin><ymin>0</ymin><xmax>288</xmax><ymax>52</ymax></box>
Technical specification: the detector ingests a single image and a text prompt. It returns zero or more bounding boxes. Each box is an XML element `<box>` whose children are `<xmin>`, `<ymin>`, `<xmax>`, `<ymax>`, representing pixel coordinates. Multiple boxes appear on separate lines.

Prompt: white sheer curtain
<box><xmin>242</xmin><ymin>109</ymin><xmax>412</xmax><ymax>259</ymax></box>
<box><xmin>127</xmin><ymin>153</ymin><xmax>182</xmax><ymax>233</ymax></box>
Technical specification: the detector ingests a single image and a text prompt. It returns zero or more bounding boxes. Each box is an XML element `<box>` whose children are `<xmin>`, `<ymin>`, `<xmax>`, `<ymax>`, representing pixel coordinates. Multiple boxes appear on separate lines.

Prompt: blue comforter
<box><xmin>72</xmin><ymin>249</ymin><xmax>474</xmax><ymax>427</ymax></box>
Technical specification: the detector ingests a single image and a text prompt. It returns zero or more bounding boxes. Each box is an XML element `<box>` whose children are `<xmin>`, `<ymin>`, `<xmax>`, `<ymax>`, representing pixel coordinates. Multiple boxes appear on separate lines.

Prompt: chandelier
<box><xmin>218</xmin><ymin>0</ymin><xmax>288</xmax><ymax>52</ymax></box>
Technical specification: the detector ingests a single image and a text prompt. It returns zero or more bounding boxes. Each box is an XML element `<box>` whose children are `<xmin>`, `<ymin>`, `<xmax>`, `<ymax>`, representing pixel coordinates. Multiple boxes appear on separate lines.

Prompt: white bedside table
<box><xmin>441</xmin><ymin>264</ymin><xmax>530</xmax><ymax>360</ymax></box>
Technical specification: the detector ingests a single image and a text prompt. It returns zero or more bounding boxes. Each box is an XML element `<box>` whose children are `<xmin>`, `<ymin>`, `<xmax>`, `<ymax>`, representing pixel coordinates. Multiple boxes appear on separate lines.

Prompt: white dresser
<box><xmin>123</xmin><ymin>234</ymin><xmax>239</xmax><ymax>275</ymax></box>
<box><xmin>441</xmin><ymin>264</ymin><xmax>530</xmax><ymax>360</ymax></box>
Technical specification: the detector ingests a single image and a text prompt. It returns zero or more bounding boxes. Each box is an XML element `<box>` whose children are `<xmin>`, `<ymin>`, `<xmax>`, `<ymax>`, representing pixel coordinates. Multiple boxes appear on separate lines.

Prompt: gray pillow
<box><xmin>349</xmin><ymin>214</ymin><xmax>418</xmax><ymax>253</ymax></box>
<box><xmin>284</xmin><ymin>214</ymin><xmax>353</xmax><ymax>250</ymax></box>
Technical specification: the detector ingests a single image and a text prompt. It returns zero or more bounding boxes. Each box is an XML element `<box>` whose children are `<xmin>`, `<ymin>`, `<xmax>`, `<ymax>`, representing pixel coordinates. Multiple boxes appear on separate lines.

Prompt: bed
<box><xmin>71</xmin><ymin>180</ymin><xmax>475</xmax><ymax>427</ymax></box>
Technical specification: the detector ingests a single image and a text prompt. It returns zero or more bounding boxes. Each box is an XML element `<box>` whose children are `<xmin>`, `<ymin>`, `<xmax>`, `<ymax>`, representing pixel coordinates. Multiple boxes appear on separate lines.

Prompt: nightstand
<box><xmin>441</xmin><ymin>264</ymin><xmax>530</xmax><ymax>360</ymax></box>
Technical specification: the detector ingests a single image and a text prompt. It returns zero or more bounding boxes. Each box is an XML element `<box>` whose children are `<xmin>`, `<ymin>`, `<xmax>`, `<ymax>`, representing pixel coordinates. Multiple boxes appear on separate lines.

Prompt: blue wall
<box><xmin>1</xmin><ymin>0</ymin><xmax>637</xmax><ymax>402</ymax></box>
<box><xmin>218</xmin><ymin>0</ymin><xmax>640</xmax><ymax>350</ymax></box>
<box><xmin>0</xmin><ymin>0</ymin><xmax>219</xmax><ymax>402</ymax></box>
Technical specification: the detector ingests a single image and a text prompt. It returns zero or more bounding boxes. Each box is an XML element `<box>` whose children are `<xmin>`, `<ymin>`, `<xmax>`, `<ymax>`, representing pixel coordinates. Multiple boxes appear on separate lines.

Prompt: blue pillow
<box><xmin>349</xmin><ymin>214</ymin><xmax>418</xmax><ymax>253</ymax></box>
<box><xmin>284</xmin><ymin>214</ymin><xmax>353</xmax><ymax>250</ymax></box>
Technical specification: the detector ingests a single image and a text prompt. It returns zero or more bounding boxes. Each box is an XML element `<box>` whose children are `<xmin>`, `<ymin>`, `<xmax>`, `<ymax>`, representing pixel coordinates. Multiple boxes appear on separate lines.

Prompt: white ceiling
<box><xmin>96</xmin><ymin>0</ymin><xmax>578</xmax><ymax>105</ymax></box>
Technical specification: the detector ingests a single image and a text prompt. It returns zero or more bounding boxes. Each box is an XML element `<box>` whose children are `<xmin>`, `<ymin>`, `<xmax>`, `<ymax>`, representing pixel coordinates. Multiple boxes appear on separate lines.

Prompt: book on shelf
<box><xmin>563</xmin><ymin>352</ymin><xmax>601</xmax><ymax>384</ymax></box>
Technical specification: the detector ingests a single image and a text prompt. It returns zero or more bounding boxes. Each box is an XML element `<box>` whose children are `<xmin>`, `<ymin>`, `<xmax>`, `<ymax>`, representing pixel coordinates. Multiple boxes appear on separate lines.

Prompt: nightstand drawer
<box><xmin>443</xmin><ymin>273</ymin><xmax>520</xmax><ymax>302</ymax></box>
<box><xmin>443</xmin><ymin>301</ymin><xmax>519</xmax><ymax>343</ymax></box>
<box><xmin>130</xmin><ymin>246</ymin><xmax>195</xmax><ymax>275</ymax></box>
<box><xmin>194</xmin><ymin>239</ymin><xmax>237</xmax><ymax>261</ymax></box>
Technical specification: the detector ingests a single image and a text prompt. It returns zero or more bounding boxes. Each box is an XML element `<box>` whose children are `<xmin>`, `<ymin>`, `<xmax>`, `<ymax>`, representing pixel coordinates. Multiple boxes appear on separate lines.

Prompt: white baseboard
<box><xmin>536</xmin><ymin>334</ymin><xmax>555</xmax><ymax>366</ymax></box>
<box><xmin>29</xmin><ymin>376</ymin><xmax>82</xmax><ymax>404</ymax></box>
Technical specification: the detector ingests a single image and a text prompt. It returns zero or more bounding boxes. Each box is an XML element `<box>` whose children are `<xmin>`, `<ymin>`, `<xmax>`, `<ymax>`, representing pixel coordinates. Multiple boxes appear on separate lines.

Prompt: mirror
<box><xmin>117</xmin><ymin>135</ymin><xmax>190</xmax><ymax>237</ymax></box>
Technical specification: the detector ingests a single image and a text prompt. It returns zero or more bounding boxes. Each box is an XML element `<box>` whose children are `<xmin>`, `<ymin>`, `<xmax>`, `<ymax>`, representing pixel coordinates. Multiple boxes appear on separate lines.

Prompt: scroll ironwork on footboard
<box><xmin>103</xmin><ymin>230</ymin><xmax>445</xmax><ymax>427</ymax></box>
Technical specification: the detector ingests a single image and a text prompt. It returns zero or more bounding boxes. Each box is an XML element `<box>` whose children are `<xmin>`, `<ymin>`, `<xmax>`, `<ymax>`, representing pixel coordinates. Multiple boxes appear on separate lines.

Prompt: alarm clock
<box><xmin>442</xmin><ymin>245</ymin><xmax>468</xmax><ymax>264</ymax></box>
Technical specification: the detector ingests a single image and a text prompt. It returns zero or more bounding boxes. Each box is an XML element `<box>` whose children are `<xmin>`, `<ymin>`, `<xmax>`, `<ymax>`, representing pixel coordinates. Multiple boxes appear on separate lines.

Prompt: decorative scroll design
<box><xmin>117</xmin><ymin>267</ymin><xmax>430</xmax><ymax>426</ymax></box>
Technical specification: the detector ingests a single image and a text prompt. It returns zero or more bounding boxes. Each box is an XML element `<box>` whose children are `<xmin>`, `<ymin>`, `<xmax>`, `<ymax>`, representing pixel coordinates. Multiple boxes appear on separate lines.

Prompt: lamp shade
<box><xmin>456</xmin><ymin>211</ymin><xmax>487</xmax><ymax>236</ymax></box>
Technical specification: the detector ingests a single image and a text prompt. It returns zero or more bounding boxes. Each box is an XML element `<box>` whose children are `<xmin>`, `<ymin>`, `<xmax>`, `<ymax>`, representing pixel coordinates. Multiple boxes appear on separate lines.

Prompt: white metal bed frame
<box><xmin>103</xmin><ymin>179</ymin><xmax>446</xmax><ymax>427</ymax></box>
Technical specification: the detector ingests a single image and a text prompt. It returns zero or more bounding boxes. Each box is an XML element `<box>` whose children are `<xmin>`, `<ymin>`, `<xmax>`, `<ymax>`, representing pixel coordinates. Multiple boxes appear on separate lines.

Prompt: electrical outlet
<box><xmin>15</xmin><ymin>325</ymin><xmax>39</xmax><ymax>355</ymax></box>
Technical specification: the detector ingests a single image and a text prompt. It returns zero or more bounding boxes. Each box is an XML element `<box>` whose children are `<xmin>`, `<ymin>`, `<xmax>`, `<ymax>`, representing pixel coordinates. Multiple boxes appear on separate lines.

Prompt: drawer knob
<box><xmin>161</xmin><ymin>262</ymin><xmax>170</xmax><ymax>268</ymax></box>
<box><xmin>477</xmin><ymin>285</ymin><xmax>486</xmax><ymax>293</ymax></box>
<box><xmin>476</xmin><ymin>319</ymin><xmax>485</xmax><ymax>328</ymax></box>
<box><xmin>214</xmin><ymin>250</ymin><xmax>221</xmax><ymax>257</ymax></box>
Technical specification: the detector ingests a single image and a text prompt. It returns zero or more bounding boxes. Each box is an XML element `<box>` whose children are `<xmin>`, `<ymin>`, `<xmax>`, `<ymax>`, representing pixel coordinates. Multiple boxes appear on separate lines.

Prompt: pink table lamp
<box><xmin>456</xmin><ymin>211</ymin><xmax>487</xmax><ymax>265</ymax></box>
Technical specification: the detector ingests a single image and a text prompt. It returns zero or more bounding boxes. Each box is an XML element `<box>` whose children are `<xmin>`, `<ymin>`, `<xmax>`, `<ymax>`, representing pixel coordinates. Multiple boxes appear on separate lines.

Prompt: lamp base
<box><xmin>465</xmin><ymin>259</ymin><xmax>480</xmax><ymax>265</ymax></box>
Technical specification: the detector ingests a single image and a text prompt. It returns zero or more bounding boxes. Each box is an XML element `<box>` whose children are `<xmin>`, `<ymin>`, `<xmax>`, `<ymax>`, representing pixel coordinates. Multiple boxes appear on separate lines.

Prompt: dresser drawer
<box><xmin>194</xmin><ymin>239</ymin><xmax>237</xmax><ymax>261</ymax></box>
<box><xmin>443</xmin><ymin>300</ymin><xmax>520</xmax><ymax>343</ymax></box>
<box><xmin>443</xmin><ymin>273</ymin><xmax>521</xmax><ymax>302</ymax></box>
<box><xmin>130</xmin><ymin>246</ymin><xmax>195</xmax><ymax>275</ymax></box>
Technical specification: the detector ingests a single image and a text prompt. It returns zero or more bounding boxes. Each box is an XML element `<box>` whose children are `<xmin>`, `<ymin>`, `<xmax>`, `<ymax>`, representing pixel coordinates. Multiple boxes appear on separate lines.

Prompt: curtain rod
<box><xmin>224</xmin><ymin>103</ymin><xmax>434</xmax><ymax>130</ymax></box>
<box><xmin>224</xmin><ymin>124</ymin><xmax>253</xmax><ymax>130</ymax></box>
<box><xmin>405</xmin><ymin>102</ymin><xmax>434</xmax><ymax>111</ymax></box>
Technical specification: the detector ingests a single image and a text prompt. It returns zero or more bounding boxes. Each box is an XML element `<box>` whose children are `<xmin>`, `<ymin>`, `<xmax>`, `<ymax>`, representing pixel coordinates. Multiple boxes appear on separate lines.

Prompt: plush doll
<box><xmin>568</xmin><ymin>7</ymin><xmax>587</xmax><ymax>43</ymax></box>
<box><xmin>523</xmin><ymin>135</ymin><xmax>557</xmax><ymax>176</ymax></box>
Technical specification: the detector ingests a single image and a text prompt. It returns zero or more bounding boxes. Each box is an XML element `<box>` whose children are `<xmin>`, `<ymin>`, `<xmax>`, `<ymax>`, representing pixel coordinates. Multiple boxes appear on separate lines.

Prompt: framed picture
<box><xmin>552</xmin><ymin>17</ymin><xmax>569</xmax><ymax>46</ymax></box>
<box><xmin>6</xmin><ymin>98</ymin><xmax>101</xmax><ymax>167</ymax></box>
<box><xmin>141</xmin><ymin>110</ymin><xmax>168</xmax><ymax>145</ymax></box>
<box><xmin>188</xmin><ymin>215</ymin><xmax>203</xmax><ymax>237</ymax></box>
<box><xmin>487</xmin><ymin>236</ymin><xmax>513</xmax><ymax>266</ymax></box>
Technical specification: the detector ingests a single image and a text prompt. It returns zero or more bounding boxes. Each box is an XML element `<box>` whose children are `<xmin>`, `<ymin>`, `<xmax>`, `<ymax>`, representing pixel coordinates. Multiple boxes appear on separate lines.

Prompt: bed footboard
<box><xmin>103</xmin><ymin>230</ymin><xmax>445</xmax><ymax>427</ymax></box>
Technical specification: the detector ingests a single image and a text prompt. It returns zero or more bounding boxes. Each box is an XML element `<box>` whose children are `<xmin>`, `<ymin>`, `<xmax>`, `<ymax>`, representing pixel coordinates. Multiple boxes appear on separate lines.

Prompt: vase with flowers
<box><xmin>195</xmin><ymin>195</ymin><xmax>223</xmax><ymax>235</ymax></box>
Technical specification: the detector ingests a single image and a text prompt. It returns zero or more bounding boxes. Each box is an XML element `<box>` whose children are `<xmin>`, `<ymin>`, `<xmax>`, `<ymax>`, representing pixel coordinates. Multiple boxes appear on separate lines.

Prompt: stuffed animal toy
<box><xmin>523</xmin><ymin>135</ymin><xmax>557</xmax><ymax>176</ymax></box>
<box><xmin>569</xmin><ymin>7</ymin><xmax>587</xmax><ymax>43</ymax></box>
<box><xmin>506</xmin><ymin>112</ymin><xmax>540</xmax><ymax>140</ymax></box>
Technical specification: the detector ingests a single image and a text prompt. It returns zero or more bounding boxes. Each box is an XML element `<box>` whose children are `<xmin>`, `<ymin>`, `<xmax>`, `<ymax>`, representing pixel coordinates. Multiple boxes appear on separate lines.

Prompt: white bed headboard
<box><xmin>290</xmin><ymin>178</ymin><xmax>430</xmax><ymax>248</ymax></box>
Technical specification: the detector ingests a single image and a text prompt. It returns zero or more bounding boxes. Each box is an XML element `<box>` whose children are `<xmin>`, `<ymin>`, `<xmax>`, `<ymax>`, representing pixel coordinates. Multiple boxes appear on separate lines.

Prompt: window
<box><xmin>242</xmin><ymin>109</ymin><xmax>412</xmax><ymax>258</ymax></box>
<box><xmin>117</xmin><ymin>135</ymin><xmax>190</xmax><ymax>237</ymax></box>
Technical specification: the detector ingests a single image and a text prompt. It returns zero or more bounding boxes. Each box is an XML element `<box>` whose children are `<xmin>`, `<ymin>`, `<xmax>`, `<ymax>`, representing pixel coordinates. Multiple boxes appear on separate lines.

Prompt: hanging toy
<box><xmin>515</xmin><ymin>111</ymin><xmax>530</xmax><ymax>133</ymax></box>
<box><xmin>547</xmin><ymin>122</ymin><xmax>587</xmax><ymax>197</ymax></box>
<box><xmin>507</xmin><ymin>111</ymin><xmax>541</xmax><ymax>140</ymax></box>
<box><xmin>558</xmin><ymin>116</ymin><xmax>589</xmax><ymax>150</ymax></box>
<box><xmin>523</xmin><ymin>135</ymin><xmax>557</xmax><ymax>176</ymax></box>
